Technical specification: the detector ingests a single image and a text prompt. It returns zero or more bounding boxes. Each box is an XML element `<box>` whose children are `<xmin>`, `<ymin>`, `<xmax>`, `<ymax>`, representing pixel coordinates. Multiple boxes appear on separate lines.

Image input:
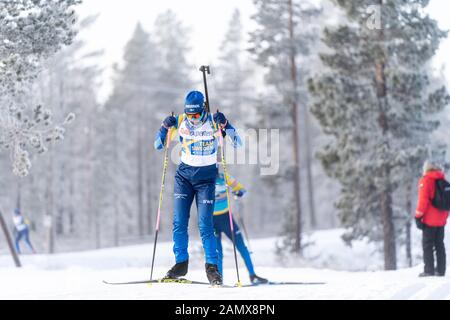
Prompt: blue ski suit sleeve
<box><xmin>223</xmin><ymin>122</ymin><xmax>242</xmax><ymax>148</ymax></box>
<box><xmin>154</xmin><ymin>126</ymin><xmax>168</xmax><ymax>150</ymax></box>
<box><xmin>154</xmin><ymin>115</ymin><xmax>180</xmax><ymax>150</ymax></box>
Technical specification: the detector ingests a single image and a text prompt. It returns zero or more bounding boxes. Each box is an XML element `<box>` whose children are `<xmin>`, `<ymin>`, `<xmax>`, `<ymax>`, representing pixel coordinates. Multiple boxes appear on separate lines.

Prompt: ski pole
<box><xmin>199</xmin><ymin>65</ymin><xmax>241</xmax><ymax>286</ymax></box>
<box><xmin>218</xmin><ymin>121</ymin><xmax>241</xmax><ymax>287</ymax></box>
<box><xmin>150</xmin><ymin>114</ymin><xmax>174</xmax><ymax>281</ymax></box>
<box><xmin>233</xmin><ymin>196</ymin><xmax>253</xmax><ymax>254</ymax></box>
<box><xmin>199</xmin><ymin>66</ymin><xmax>210</xmax><ymax>113</ymax></box>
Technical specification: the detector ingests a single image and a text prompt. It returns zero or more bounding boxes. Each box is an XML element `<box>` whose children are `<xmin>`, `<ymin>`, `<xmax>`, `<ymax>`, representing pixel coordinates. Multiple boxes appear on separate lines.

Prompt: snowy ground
<box><xmin>1</xmin><ymin>228</ymin><xmax>449</xmax><ymax>300</ymax></box>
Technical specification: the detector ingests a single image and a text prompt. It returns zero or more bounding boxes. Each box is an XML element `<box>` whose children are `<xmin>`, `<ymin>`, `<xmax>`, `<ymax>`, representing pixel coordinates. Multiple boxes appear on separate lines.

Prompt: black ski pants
<box><xmin>422</xmin><ymin>225</ymin><xmax>446</xmax><ymax>276</ymax></box>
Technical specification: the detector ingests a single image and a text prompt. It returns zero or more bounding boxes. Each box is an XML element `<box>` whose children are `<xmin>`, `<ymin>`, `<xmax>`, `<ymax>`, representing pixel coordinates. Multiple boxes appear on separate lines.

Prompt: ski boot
<box><xmin>163</xmin><ymin>260</ymin><xmax>189</xmax><ymax>280</ymax></box>
<box><xmin>205</xmin><ymin>263</ymin><xmax>223</xmax><ymax>286</ymax></box>
<box><xmin>250</xmin><ymin>274</ymin><xmax>269</xmax><ymax>285</ymax></box>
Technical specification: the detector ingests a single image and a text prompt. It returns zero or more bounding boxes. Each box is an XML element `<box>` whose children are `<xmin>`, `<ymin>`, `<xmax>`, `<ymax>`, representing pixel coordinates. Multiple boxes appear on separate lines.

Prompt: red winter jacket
<box><xmin>415</xmin><ymin>170</ymin><xmax>449</xmax><ymax>227</ymax></box>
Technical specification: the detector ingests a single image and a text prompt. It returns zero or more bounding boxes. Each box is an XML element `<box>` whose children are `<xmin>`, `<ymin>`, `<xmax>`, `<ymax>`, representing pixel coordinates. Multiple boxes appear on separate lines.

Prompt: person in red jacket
<box><xmin>415</xmin><ymin>160</ymin><xmax>449</xmax><ymax>277</ymax></box>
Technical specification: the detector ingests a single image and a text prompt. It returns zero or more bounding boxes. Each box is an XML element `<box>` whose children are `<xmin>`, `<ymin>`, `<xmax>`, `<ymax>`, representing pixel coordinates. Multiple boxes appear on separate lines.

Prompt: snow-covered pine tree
<box><xmin>151</xmin><ymin>11</ymin><xmax>193</xmax><ymax>236</ymax></box>
<box><xmin>211</xmin><ymin>8</ymin><xmax>262</xmax><ymax>234</ymax></box>
<box><xmin>213</xmin><ymin>9</ymin><xmax>254</xmax><ymax>121</ymax></box>
<box><xmin>103</xmin><ymin>23</ymin><xmax>161</xmax><ymax>238</ymax></box>
<box><xmin>309</xmin><ymin>0</ymin><xmax>450</xmax><ymax>270</ymax></box>
<box><xmin>17</xmin><ymin>14</ymin><xmax>102</xmax><ymax>252</ymax></box>
<box><xmin>249</xmin><ymin>0</ymin><xmax>322</xmax><ymax>254</ymax></box>
<box><xmin>93</xmin><ymin>100</ymin><xmax>131</xmax><ymax>247</ymax></box>
<box><xmin>153</xmin><ymin>10</ymin><xmax>192</xmax><ymax>112</ymax></box>
<box><xmin>0</xmin><ymin>0</ymin><xmax>79</xmax><ymax>176</ymax></box>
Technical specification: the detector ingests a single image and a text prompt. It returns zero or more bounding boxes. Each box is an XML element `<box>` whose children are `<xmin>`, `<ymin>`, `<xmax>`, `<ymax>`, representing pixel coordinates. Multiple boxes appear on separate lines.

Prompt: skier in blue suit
<box><xmin>154</xmin><ymin>90</ymin><xmax>241</xmax><ymax>285</ymax></box>
<box><xmin>12</xmin><ymin>208</ymin><xmax>36</xmax><ymax>254</ymax></box>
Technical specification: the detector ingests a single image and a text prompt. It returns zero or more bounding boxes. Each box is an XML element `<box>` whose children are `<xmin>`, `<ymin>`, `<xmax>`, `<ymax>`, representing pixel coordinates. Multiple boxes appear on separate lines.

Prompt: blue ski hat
<box><xmin>14</xmin><ymin>208</ymin><xmax>20</xmax><ymax>215</ymax></box>
<box><xmin>184</xmin><ymin>91</ymin><xmax>205</xmax><ymax>114</ymax></box>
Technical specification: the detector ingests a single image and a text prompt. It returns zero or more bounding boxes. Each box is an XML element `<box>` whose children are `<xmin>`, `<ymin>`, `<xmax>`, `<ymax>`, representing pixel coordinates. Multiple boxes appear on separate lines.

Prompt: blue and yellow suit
<box><xmin>213</xmin><ymin>173</ymin><xmax>255</xmax><ymax>277</ymax></box>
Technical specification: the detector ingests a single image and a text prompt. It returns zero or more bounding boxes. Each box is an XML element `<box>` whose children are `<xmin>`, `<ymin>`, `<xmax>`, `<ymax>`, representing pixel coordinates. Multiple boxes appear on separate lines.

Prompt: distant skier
<box><xmin>154</xmin><ymin>90</ymin><xmax>241</xmax><ymax>285</ymax></box>
<box><xmin>12</xmin><ymin>208</ymin><xmax>36</xmax><ymax>255</ymax></box>
<box><xmin>415</xmin><ymin>160</ymin><xmax>449</xmax><ymax>277</ymax></box>
<box><xmin>214</xmin><ymin>170</ymin><xmax>268</xmax><ymax>285</ymax></box>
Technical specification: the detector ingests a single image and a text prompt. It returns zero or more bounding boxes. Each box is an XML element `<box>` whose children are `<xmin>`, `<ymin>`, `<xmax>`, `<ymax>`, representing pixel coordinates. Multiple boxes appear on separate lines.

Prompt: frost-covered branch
<box><xmin>0</xmin><ymin>0</ymin><xmax>80</xmax><ymax>176</ymax></box>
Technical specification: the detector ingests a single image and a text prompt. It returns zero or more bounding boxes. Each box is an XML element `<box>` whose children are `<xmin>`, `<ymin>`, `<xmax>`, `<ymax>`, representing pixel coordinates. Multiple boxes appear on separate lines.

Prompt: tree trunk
<box><xmin>376</xmin><ymin>66</ymin><xmax>397</xmax><ymax>270</ymax></box>
<box><xmin>0</xmin><ymin>209</ymin><xmax>21</xmax><ymax>267</ymax></box>
<box><xmin>95</xmin><ymin>209</ymin><xmax>100</xmax><ymax>249</ymax></box>
<box><xmin>405</xmin><ymin>182</ymin><xmax>413</xmax><ymax>267</ymax></box>
<box><xmin>84</xmin><ymin>112</ymin><xmax>97</xmax><ymax>249</ymax></box>
<box><xmin>16</xmin><ymin>179</ymin><xmax>21</xmax><ymax>212</ymax></box>
<box><xmin>56</xmin><ymin>77</ymin><xmax>65</xmax><ymax>236</ymax></box>
<box><xmin>46</xmin><ymin>146</ymin><xmax>55</xmax><ymax>254</ymax></box>
<box><xmin>146</xmin><ymin>156</ymin><xmax>153</xmax><ymax>236</ymax></box>
<box><xmin>69</xmin><ymin>173</ymin><xmax>75</xmax><ymax>234</ymax></box>
<box><xmin>288</xmin><ymin>0</ymin><xmax>302</xmax><ymax>254</ymax></box>
<box><xmin>90</xmin><ymin>131</ymin><xmax>99</xmax><ymax>249</ymax></box>
<box><xmin>381</xmin><ymin>180</ymin><xmax>397</xmax><ymax>270</ymax></box>
<box><xmin>113</xmin><ymin>196</ymin><xmax>119</xmax><ymax>247</ymax></box>
<box><xmin>375</xmin><ymin>1</ymin><xmax>397</xmax><ymax>270</ymax></box>
<box><xmin>113</xmin><ymin>128</ymin><xmax>120</xmax><ymax>247</ymax></box>
<box><xmin>303</xmin><ymin>97</ymin><xmax>316</xmax><ymax>229</ymax></box>
<box><xmin>137</xmin><ymin>124</ymin><xmax>144</xmax><ymax>237</ymax></box>
<box><xmin>68</xmin><ymin>119</ymin><xmax>75</xmax><ymax>235</ymax></box>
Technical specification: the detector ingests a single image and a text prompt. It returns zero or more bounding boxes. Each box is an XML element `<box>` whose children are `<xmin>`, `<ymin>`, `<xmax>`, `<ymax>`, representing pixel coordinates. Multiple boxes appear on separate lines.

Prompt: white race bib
<box><xmin>178</xmin><ymin>116</ymin><xmax>217</xmax><ymax>167</ymax></box>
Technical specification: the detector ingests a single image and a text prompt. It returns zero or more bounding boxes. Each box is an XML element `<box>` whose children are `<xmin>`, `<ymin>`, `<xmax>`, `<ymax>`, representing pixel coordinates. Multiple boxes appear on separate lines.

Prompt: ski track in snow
<box><xmin>1</xmin><ymin>231</ymin><xmax>450</xmax><ymax>300</ymax></box>
<box><xmin>389</xmin><ymin>283</ymin><xmax>426</xmax><ymax>300</ymax></box>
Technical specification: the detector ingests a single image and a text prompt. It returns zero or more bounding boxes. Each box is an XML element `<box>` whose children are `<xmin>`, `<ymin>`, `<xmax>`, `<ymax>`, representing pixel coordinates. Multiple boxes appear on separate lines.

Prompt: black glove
<box><xmin>415</xmin><ymin>217</ymin><xmax>424</xmax><ymax>230</ymax></box>
<box><xmin>163</xmin><ymin>115</ymin><xmax>176</xmax><ymax>128</ymax></box>
<box><xmin>235</xmin><ymin>190</ymin><xmax>245</xmax><ymax>198</ymax></box>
